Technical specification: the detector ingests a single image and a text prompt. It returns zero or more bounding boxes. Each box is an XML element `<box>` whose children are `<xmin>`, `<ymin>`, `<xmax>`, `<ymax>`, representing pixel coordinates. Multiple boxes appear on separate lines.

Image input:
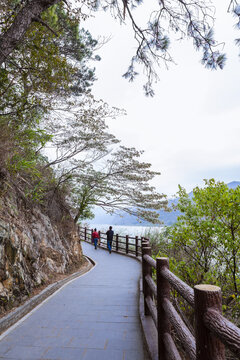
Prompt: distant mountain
<box><xmin>91</xmin><ymin>181</ymin><xmax>240</xmax><ymax>226</ymax></box>
<box><xmin>90</xmin><ymin>207</ymin><xmax>147</xmax><ymax>226</ymax></box>
<box><xmin>226</xmin><ymin>181</ymin><xmax>240</xmax><ymax>189</ymax></box>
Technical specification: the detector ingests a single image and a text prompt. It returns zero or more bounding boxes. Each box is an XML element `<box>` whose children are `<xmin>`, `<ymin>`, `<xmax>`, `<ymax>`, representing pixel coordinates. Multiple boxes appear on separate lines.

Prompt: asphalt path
<box><xmin>0</xmin><ymin>241</ymin><xmax>149</xmax><ymax>359</ymax></box>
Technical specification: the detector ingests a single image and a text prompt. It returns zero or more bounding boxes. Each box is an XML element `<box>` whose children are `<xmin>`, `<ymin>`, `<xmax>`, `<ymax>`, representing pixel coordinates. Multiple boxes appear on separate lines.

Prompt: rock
<box><xmin>0</xmin><ymin>188</ymin><xmax>83</xmax><ymax>309</ymax></box>
<box><xmin>3</xmin><ymin>277</ymin><xmax>13</xmax><ymax>290</ymax></box>
<box><xmin>0</xmin><ymin>269</ymin><xmax>6</xmax><ymax>281</ymax></box>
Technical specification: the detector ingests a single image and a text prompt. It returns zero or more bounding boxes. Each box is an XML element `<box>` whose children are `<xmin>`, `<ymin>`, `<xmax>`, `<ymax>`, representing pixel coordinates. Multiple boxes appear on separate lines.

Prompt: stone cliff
<box><xmin>0</xmin><ymin>186</ymin><xmax>83</xmax><ymax>314</ymax></box>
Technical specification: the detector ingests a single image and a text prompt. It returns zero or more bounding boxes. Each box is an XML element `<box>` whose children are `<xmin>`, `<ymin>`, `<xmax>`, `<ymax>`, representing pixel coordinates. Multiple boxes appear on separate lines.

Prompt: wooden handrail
<box><xmin>163</xmin><ymin>297</ymin><xmax>196</xmax><ymax>360</ymax></box>
<box><xmin>79</xmin><ymin>226</ymin><xmax>142</xmax><ymax>257</ymax></box>
<box><xmin>164</xmin><ymin>332</ymin><xmax>181</xmax><ymax>360</ymax></box>
<box><xmin>146</xmin><ymin>295</ymin><xmax>157</xmax><ymax>327</ymax></box>
<box><xmin>141</xmin><ymin>242</ymin><xmax>240</xmax><ymax>360</ymax></box>
<box><xmin>145</xmin><ymin>274</ymin><xmax>157</xmax><ymax>298</ymax></box>
<box><xmin>160</xmin><ymin>267</ymin><xmax>194</xmax><ymax>307</ymax></box>
<box><xmin>204</xmin><ymin>309</ymin><xmax>240</xmax><ymax>357</ymax></box>
<box><xmin>143</xmin><ymin>254</ymin><xmax>156</xmax><ymax>269</ymax></box>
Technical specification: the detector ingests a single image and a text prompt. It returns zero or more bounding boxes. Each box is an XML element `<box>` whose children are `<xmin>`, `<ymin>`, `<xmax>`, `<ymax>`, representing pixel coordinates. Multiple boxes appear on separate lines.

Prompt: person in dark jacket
<box><xmin>92</xmin><ymin>228</ymin><xmax>99</xmax><ymax>250</ymax></box>
<box><xmin>106</xmin><ymin>226</ymin><xmax>114</xmax><ymax>253</ymax></box>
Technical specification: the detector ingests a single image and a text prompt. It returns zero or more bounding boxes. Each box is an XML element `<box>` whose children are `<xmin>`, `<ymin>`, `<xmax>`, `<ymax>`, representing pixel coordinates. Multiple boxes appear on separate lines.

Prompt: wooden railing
<box><xmin>79</xmin><ymin>226</ymin><xmax>142</xmax><ymax>257</ymax></box>
<box><xmin>79</xmin><ymin>227</ymin><xmax>240</xmax><ymax>360</ymax></box>
<box><xmin>141</xmin><ymin>239</ymin><xmax>240</xmax><ymax>360</ymax></box>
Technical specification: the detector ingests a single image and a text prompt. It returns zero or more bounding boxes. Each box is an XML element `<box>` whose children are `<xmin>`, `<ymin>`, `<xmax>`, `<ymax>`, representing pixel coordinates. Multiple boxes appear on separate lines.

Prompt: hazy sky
<box><xmin>85</xmin><ymin>2</ymin><xmax>240</xmax><ymax>198</ymax></box>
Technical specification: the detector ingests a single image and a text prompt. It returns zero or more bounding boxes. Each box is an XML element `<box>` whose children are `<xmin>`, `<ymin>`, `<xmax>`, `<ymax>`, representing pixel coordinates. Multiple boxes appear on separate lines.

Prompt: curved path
<box><xmin>0</xmin><ymin>242</ymin><xmax>149</xmax><ymax>360</ymax></box>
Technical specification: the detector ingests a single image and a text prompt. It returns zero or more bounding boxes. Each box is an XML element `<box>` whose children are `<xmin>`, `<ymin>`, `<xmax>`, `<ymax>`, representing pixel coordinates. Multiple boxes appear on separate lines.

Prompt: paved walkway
<box><xmin>0</xmin><ymin>242</ymin><xmax>149</xmax><ymax>360</ymax></box>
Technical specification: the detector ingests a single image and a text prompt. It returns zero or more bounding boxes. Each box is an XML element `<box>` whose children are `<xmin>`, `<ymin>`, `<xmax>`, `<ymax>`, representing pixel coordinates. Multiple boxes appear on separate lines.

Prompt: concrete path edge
<box><xmin>0</xmin><ymin>256</ymin><xmax>94</xmax><ymax>335</ymax></box>
<box><xmin>139</xmin><ymin>278</ymin><xmax>158</xmax><ymax>360</ymax></box>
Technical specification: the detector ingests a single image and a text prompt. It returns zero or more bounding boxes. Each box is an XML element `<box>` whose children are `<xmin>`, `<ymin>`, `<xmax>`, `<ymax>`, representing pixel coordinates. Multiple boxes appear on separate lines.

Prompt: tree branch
<box><xmin>0</xmin><ymin>0</ymin><xmax>60</xmax><ymax>65</ymax></box>
<box><xmin>33</xmin><ymin>16</ymin><xmax>58</xmax><ymax>37</ymax></box>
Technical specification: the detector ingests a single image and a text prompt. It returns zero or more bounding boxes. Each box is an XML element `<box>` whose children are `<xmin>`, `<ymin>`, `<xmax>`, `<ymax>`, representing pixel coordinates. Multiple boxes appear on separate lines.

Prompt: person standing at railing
<box><xmin>106</xmin><ymin>226</ymin><xmax>114</xmax><ymax>254</ymax></box>
<box><xmin>92</xmin><ymin>228</ymin><xmax>99</xmax><ymax>250</ymax></box>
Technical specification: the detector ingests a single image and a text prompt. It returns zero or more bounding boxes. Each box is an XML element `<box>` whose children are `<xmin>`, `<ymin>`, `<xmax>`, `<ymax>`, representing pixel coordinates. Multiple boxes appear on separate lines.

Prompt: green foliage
<box><xmin>0</xmin><ymin>0</ymin><xmax>166</xmax><ymax>236</ymax></box>
<box><xmin>69</xmin><ymin>145</ymin><xmax>167</xmax><ymax>224</ymax></box>
<box><xmin>0</xmin><ymin>2</ymin><xmax>99</xmax><ymax>131</ymax></box>
<box><xmin>0</xmin><ymin>0</ymin><xmax>232</xmax><ymax>95</ymax></box>
<box><xmin>147</xmin><ymin>179</ymin><xmax>240</xmax><ymax>321</ymax></box>
<box><xmin>73</xmin><ymin>186</ymin><xmax>95</xmax><ymax>222</ymax></box>
<box><xmin>0</xmin><ymin>3</ymin><xmax>102</xmax><ymax>204</ymax></box>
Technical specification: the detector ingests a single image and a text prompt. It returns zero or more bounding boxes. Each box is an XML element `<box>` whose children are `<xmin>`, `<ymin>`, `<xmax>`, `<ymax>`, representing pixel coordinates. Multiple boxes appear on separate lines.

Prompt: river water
<box><xmin>85</xmin><ymin>223</ymin><xmax>164</xmax><ymax>237</ymax></box>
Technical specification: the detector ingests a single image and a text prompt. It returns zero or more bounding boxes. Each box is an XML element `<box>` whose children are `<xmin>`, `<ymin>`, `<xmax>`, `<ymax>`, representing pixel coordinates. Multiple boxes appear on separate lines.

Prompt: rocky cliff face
<box><xmin>0</xmin><ymin>188</ymin><xmax>83</xmax><ymax>314</ymax></box>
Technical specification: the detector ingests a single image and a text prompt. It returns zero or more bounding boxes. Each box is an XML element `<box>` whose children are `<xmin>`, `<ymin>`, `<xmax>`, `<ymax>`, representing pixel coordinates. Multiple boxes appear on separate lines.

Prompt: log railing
<box><xmin>141</xmin><ymin>239</ymin><xmax>240</xmax><ymax>360</ymax></box>
<box><xmin>79</xmin><ymin>226</ymin><xmax>141</xmax><ymax>257</ymax></box>
<box><xmin>79</xmin><ymin>226</ymin><xmax>240</xmax><ymax>360</ymax></box>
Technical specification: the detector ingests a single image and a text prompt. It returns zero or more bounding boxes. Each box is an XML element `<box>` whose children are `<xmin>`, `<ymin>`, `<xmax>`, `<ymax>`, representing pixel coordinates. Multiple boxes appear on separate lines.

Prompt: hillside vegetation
<box><xmin>147</xmin><ymin>179</ymin><xmax>240</xmax><ymax>330</ymax></box>
<box><xmin>0</xmin><ymin>2</ymin><xmax>166</xmax><ymax>311</ymax></box>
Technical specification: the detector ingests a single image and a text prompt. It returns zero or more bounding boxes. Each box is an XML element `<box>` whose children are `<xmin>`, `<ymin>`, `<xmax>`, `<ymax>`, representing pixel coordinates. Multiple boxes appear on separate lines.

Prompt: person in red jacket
<box><xmin>92</xmin><ymin>228</ymin><xmax>99</xmax><ymax>250</ymax></box>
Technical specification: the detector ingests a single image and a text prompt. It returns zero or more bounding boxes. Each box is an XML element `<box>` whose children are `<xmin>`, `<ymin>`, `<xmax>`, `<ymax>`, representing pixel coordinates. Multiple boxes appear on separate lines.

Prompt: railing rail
<box><xmin>142</xmin><ymin>239</ymin><xmax>240</xmax><ymax>360</ymax></box>
<box><xmin>78</xmin><ymin>226</ymin><xmax>142</xmax><ymax>257</ymax></box>
<box><xmin>79</xmin><ymin>226</ymin><xmax>240</xmax><ymax>360</ymax></box>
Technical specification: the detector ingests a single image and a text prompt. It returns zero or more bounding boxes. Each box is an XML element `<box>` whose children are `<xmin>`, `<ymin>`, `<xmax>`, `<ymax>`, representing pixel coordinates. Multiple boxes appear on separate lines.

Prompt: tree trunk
<box><xmin>0</xmin><ymin>0</ymin><xmax>60</xmax><ymax>65</ymax></box>
<box><xmin>74</xmin><ymin>210</ymin><xmax>81</xmax><ymax>224</ymax></box>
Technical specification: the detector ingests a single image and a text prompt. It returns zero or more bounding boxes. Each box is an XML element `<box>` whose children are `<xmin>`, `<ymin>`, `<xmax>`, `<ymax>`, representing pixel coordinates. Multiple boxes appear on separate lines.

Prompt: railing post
<box><xmin>141</xmin><ymin>237</ymin><xmax>146</xmax><ymax>256</ymax></box>
<box><xmin>84</xmin><ymin>227</ymin><xmax>87</xmax><ymax>241</ymax></box>
<box><xmin>194</xmin><ymin>284</ymin><xmax>225</xmax><ymax>360</ymax></box>
<box><xmin>141</xmin><ymin>241</ymin><xmax>148</xmax><ymax>305</ymax></box>
<box><xmin>116</xmin><ymin>234</ymin><xmax>119</xmax><ymax>252</ymax></box>
<box><xmin>91</xmin><ymin>229</ymin><xmax>93</xmax><ymax>243</ymax></box>
<box><xmin>126</xmin><ymin>235</ymin><xmax>129</xmax><ymax>254</ymax></box>
<box><xmin>142</xmin><ymin>246</ymin><xmax>152</xmax><ymax>315</ymax></box>
<box><xmin>98</xmin><ymin>230</ymin><xmax>101</xmax><ymax>246</ymax></box>
<box><xmin>135</xmin><ymin>236</ymin><xmax>138</xmax><ymax>257</ymax></box>
<box><xmin>143</xmin><ymin>237</ymin><xmax>150</xmax><ymax>246</ymax></box>
<box><xmin>141</xmin><ymin>238</ymin><xmax>149</xmax><ymax>250</ymax></box>
<box><xmin>157</xmin><ymin>257</ymin><xmax>171</xmax><ymax>360</ymax></box>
